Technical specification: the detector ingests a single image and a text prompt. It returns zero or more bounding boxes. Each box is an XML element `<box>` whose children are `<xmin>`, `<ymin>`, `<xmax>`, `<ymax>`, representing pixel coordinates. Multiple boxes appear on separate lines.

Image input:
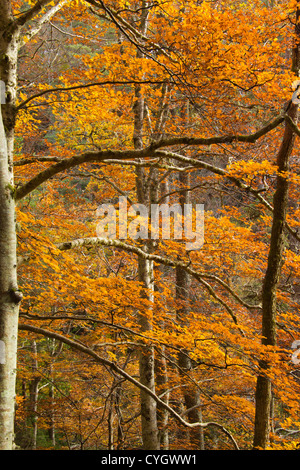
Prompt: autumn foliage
<box><xmin>4</xmin><ymin>0</ymin><xmax>300</xmax><ymax>450</ymax></box>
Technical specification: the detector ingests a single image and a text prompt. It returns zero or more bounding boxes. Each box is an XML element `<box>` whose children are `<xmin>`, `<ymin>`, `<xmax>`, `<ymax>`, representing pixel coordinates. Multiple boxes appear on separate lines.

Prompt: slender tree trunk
<box><xmin>253</xmin><ymin>4</ymin><xmax>300</xmax><ymax>449</ymax></box>
<box><xmin>133</xmin><ymin>88</ymin><xmax>159</xmax><ymax>449</ymax></box>
<box><xmin>108</xmin><ymin>393</ymin><xmax>114</xmax><ymax>450</ymax></box>
<box><xmin>137</xmin><ymin>253</ymin><xmax>159</xmax><ymax>449</ymax></box>
<box><xmin>48</xmin><ymin>380</ymin><xmax>56</xmax><ymax>448</ymax></box>
<box><xmin>48</xmin><ymin>337</ymin><xmax>63</xmax><ymax>448</ymax></box>
<box><xmin>0</xmin><ymin>50</ymin><xmax>20</xmax><ymax>451</ymax></box>
<box><xmin>132</xmin><ymin>2</ymin><xmax>159</xmax><ymax>450</ymax></box>
<box><xmin>115</xmin><ymin>384</ymin><xmax>124</xmax><ymax>450</ymax></box>
<box><xmin>154</xmin><ymin>350</ymin><xmax>169</xmax><ymax>449</ymax></box>
<box><xmin>176</xmin><ymin>265</ymin><xmax>204</xmax><ymax>450</ymax></box>
<box><xmin>153</xmin><ymin>176</ymin><xmax>170</xmax><ymax>449</ymax></box>
<box><xmin>176</xmin><ymin>170</ymin><xmax>204</xmax><ymax>450</ymax></box>
<box><xmin>0</xmin><ymin>146</ymin><xmax>19</xmax><ymax>448</ymax></box>
<box><xmin>0</xmin><ymin>170</ymin><xmax>19</xmax><ymax>449</ymax></box>
<box><xmin>253</xmin><ymin>101</ymin><xmax>298</xmax><ymax>449</ymax></box>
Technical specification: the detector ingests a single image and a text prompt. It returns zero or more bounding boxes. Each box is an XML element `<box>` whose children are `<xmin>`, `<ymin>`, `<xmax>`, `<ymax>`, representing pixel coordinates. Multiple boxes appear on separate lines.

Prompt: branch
<box><xmin>149</xmin><ymin>114</ymin><xmax>285</xmax><ymax>149</ymax></box>
<box><xmin>16</xmin><ymin>0</ymin><xmax>69</xmax><ymax>45</ymax></box>
<box><xmin>285</xmin><ymin>114</ymin><xmax>300</xmax><ymax>137</ymax></box>
<box><xmin>155</xmin><ymin>149</ymin><xmax>300</xmax><ymax>244</ymax></box>
<box><xmin>19</xmin><ymin>313</ymin><xmax>208</xmax><ymax>358</ymax></box>
<box><xmin>87</xmin><ymin>0</ymin><xmax>177</xmax><ymax>77</ymax></box>
<box><xmin>15</xmin><ymin>148</ymin><xmax>146</xmax><ymax>200</ymax></box>
<box><xmin>14</xmin><ymin>156</ymin><xmax>62</xmax><ymax>166</ymax></box>
<box><xmin>15</xmin><ymin>0</ymin><xmax>55</xmax><ymax>26</ymax></box>
<box><xmin>71</xmin><ymin>170</ymin><xmax>135</xmax><ymax>205</ymax></box>
<box><xmin>18</xmin><ymin>322</ymin><xmax>239</xmax><ymax>449</ymax></box>
<box><xmin>49</xmin><ymin>20</ymin><xmax>103</xmax><ymax>43</ymax></box>
<box><xmin>19</xmin><ymin>313</ymin><xmax>169</xmax><ymax>346</ymax></box>
<box><xmin>93</xmin><ymin>0</ymin><xmax>174</xmax><ymax>61</ymax></box>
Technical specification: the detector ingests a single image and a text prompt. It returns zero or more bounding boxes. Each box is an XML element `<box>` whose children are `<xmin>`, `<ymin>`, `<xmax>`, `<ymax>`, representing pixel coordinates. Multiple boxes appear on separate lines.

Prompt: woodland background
<box><xmin>0</xmin><ymin>0</ymin><xmax>300</xmax><ymax>451</ymax></box>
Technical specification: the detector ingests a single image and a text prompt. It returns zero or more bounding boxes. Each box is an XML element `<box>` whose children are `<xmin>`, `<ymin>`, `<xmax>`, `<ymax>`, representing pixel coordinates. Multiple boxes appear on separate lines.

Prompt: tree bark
<box><xmin>132</xmin><ymin>1</ymin><xmax>159</xmax><ymax>450</ymax></box>
<box><xmin>253</xmin><ymin>3</ymin><xmax>300</xmax><ymax>450</ymax></box>
<box><xmin>253</xmin><ymin>103</ymin><xmax>298</xmax><ymax>450</ymax></box>
<box><xmin>0</xmin><ymin>12</ymin><xmax>20</xmax><ymax>446</ymax></box>
<box><xmin>154</xmin><ymin>178</ymin><xmax>170</xmax><ymax>450</ymax></box>
<box><xmin>133</xmin><ymin>93</ymin><xmax>160</xmax><ymax>449</ymax></box>
<box><xmin>131</xmin><ymin>1</ymin><xmax>159</xmax><ymax>450</ymax></box>
<box><xmin>136</xmin><ymin>240</ymin><xmax>159</xmax><ymax>449</ymax></box>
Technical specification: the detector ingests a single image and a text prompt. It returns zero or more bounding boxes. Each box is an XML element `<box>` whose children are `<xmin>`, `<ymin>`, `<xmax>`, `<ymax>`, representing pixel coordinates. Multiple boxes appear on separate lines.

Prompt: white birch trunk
<box><xmin>0</xmin><ymin>95</ymin><xmax>20</xmax><ymax>450</ymax></box>
<box><xmin>137</xmin><ymin>256</ymin><xmax>159</xmax><ymax>449</ymax></box>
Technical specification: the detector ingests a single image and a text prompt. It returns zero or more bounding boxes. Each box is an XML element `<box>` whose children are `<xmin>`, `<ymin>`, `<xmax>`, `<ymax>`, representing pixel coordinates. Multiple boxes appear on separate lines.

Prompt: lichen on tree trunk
<box><xmin>253</xmin><ymin>2</ymin><xmax>300</xmax><ymax>449</ymax></box>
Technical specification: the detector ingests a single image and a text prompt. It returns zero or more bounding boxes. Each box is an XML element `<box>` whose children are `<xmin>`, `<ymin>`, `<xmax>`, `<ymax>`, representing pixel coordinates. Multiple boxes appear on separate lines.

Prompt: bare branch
<box><xmin>14</xmin><ymin>156</ymin><xmax>62</xmax><ymax>166</ymax></box>
<box><xmin>285</xmin><ymin>114</ymin><xmax>300</xmax><ymax>137</ymax></box>
<box><xmin>16</xmin><ymin>0</ymin><xmax>69</xmax><ymax>46</ymax></box>
<box><xmin>15</xmin><ymin>0</ymin><xmax>55</xmax><ymax>26</ymax></box>
<box><xmin>149</xmin><ymin>114</ymin><xmax>285</xmax><ymax>149</ymax></box>
<box><xmin>72</xmin><ymin>170</ymin><xmax>135</xmax><ymax>204</ymax></box>
<box><xmin>15</xmin><ymin>113</ymin><xmax>285</xmax><ymax>201</ymax></box>
<box><xmin>15</xmin><ymin>148</ymin><xmax>145</xmax><ymax>200</ymax></box>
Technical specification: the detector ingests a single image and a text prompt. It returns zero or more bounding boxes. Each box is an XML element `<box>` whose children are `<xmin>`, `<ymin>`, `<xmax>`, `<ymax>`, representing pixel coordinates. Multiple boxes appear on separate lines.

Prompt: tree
<box><xmin>253</xmin><ymin>2</ymin><xmax>300</xmax><ymax>449</ymax></box>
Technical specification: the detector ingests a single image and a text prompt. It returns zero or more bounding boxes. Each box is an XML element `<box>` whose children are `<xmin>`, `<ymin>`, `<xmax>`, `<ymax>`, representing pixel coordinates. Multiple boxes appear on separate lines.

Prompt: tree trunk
<box><xmin>132</xmin><ymin>2</ymin><xmax>159</xmax><ymax>449</ymax></box>
<box><xmin>0</xmin><ymin>4</ymin><xmax>22</xmax><ymax>449</ymax></box>
<box><xmin>154</xmin><ymin>350</ymin><xmax>169</xmax><ymax>449</ymax></box>
<box><xmin>108</xmin><ymin>393</ymin><xmax>114</xmax><ymax>450</ymax></box>
<box><xmin>176</xmin><ymin>265</ymin><xmax>204</xmax><ymax>450</ymax></box>
<box><xmin>0</xmin><ymin>111</ymin><xmax>19</xmax><ymax>449</ymax></box>
<box><xmin>154</xmin><ymin>177</ymin><xmax>170</xmax><ymax>449</ymax></box>
<box><xmin>28</xmin><ymin>341</ymin><xmax>41</xmax><ymax>450</ymax></box>
<box><xmin>176</xmin><ymin>170</ymin><xmax>205</xmax><ymax>450</ymax></box>
<box><xmin>0</xmin><ymin>66</ymin><xmax>19</xmax><ymax>451</ymax></box>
